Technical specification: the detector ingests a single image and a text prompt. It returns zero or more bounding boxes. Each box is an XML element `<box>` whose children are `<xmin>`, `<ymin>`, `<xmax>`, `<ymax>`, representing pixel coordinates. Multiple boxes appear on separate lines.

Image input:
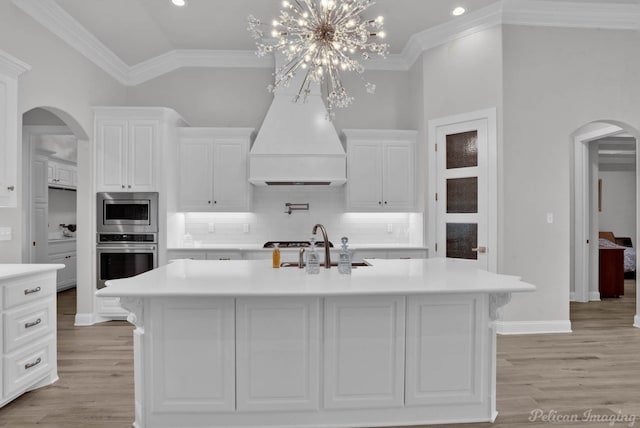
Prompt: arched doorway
<box><xmin>572</xmin><ymin>120</ymin><xmax>640</xmax><ymax>328</ymax></box>
<box><xmin>21</xmin><ymin>106</ymin><xmax>90</xmax><ymax>324</ymax></box>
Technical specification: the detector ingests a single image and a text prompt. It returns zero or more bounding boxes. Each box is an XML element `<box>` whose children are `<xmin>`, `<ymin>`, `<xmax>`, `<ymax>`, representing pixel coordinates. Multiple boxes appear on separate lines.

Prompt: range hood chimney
<box><xmin>249</xmin><ymin>55</ymin><xmax>346</xmax><ymax>186</ymax></box>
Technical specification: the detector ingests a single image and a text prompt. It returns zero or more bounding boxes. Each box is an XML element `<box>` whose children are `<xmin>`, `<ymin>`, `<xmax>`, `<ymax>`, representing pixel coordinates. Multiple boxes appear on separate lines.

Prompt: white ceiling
<box><xmin>54</xmin><ymin>0</ymin><xmax>504</xmax><ymax>65</ymax></box>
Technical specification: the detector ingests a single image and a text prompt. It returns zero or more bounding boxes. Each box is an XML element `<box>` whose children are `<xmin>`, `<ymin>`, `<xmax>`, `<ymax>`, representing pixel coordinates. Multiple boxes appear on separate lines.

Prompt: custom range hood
<box><xmin>249</xmin><ymin>58</ymin><xmax>346</xmax><ymax>186</ymax></box>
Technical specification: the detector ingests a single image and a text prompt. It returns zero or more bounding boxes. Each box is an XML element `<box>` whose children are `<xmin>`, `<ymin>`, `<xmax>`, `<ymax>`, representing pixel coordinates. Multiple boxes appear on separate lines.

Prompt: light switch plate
<box><xmin>546</xmin><ymin>213</ymin><xmax>554</xmax><ymax>224</ymax></box>
<box><xmin>0</xmin><ymin>227</ymin><xmax>11</xmax><ymax>241</ymax></box>
<box><xmin>208</xmin><ymin>223</ymin><xmax>215</xmax><ymax>233</ymax></box>
<box><xmin>243</xmin><ymin>224</ymin><xmax>250</xmax><ymax>233</ymax></box>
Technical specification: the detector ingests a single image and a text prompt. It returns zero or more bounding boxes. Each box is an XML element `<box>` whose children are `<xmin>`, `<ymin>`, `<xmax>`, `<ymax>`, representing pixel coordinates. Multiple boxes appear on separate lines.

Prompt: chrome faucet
<box><xmin>312</xmin><ymin>224</ymin><xmax>331</xmax><ymax>269</ymax></box>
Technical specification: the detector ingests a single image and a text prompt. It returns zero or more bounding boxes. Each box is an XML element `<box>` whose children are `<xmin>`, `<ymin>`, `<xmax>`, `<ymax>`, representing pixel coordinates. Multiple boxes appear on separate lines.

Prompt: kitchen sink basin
<box><xmin>280</xmin><ymin>261</ymin><xmax>370</xmax><ymax>268</ymax></box>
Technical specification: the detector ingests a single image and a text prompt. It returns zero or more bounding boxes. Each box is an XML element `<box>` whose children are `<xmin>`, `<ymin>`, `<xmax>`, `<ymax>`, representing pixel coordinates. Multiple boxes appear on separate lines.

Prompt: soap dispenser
<box><xmin>272</xmin><ymin>243</ymin><xmax>280</xmax><ymax>268</ymax></box>
<box><xmin>306</xmin><ymin>238</ymin><xmax>320</xmax><ymax>274</ymax></box>
<box><xmin>338</xmin><ymin>236</ymin><xmax>352</xmax><ymax>274</ymax></box>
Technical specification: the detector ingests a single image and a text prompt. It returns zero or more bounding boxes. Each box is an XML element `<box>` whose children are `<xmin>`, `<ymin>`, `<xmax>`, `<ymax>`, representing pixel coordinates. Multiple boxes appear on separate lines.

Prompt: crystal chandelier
<box><xmin>247</xmin><ymin>0</ymin><xmax>389</xmax><ymax>120</ymax></box>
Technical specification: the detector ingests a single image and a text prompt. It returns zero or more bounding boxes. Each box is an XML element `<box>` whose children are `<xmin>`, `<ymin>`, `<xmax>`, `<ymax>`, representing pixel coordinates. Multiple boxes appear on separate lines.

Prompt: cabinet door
<box><xmin>46</xmin><ymin>161</ymin><xmax>56</xmax><ymax>186</ymax></box>
<box><xmin>55</xmin><ymin>164</ymin><xmax>76</xmax><ymax>188</ymax></box>
<box><xmin>323</xmin><ymin>295</ymin><xmax>405</xmax><ymax>409</ymax></box>
<box><xmin>150</xmin><ymin>298</ymin><xmax>235</xmax><ymax>413</ymax></box>
<box><xmin>48</xmin><ymin>252</ymin><xmax>75</xmax><ymax>290</ymax></box>
<box><xmin>177</xmin><ymin>138</ymin><xmax>213</xmax><ymax>211</ymax></box>
<box><xmin>347</xmin><ymin>142</ymin><xmax>383</xmax><ymax>210</ymax></box>
<box><xmin>236</xmin><ymin>297</ymin><xmax>320</xmax><ymax>412</ymax></box>
<box><xmin>382</xmin><ymin>142</ymin><xmax>415</xmax><ymax>210</ymax></box>
<box><xmin>212</xmin><ymin>139</ymin><xmax>250</xmax><ymax>211</ymax></box>
<box><xmin>0</xmin><ymin>73</ymin><xmax>19</xmax><ymax>207</ymax></box>
<box><xmin>96</xmin><ymin>120</ymin><xmax>127</xmax><ymax>191</ymax></box>
<box><xmin>128</xmin><ymin>120</ymin><xmax>157</xmax><ymax>191</ymax></box>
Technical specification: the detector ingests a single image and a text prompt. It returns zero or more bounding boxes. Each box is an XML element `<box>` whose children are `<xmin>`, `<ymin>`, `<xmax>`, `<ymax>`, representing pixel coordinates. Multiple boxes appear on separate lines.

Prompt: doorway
<box><xmin>572</xmin><ymin>120</ymin><xmax>640</xmax><ymax>328</ymax></box>
<box><xmin>21</xmin><ymin>106</ymin><xmax>91</xmax><ymax>324</ymax></box>
<box><xmin>427</xmin><ymin>108</ymin><xmax>497</xmax><ymax>272</ymax></box>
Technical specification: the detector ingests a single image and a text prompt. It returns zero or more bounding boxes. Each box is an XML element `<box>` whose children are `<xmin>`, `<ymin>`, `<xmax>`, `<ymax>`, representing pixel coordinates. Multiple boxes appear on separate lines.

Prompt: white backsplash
<box><xmin>169</xmin><ymin>187</ymin><xmax>423</xmax><ymax>247</ymax></box>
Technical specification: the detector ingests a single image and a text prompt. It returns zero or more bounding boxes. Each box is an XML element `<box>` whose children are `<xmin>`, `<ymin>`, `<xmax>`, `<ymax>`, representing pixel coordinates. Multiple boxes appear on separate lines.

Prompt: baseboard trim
<box><xmin>497</xmin><ymin>320</ymin><xmax>572</xmax><ymax>335</ymax></box>
<box><xmin>569</xmin><ymin>291</ymin><xmax>601</xmax><ymax>302</ymax></box>
<box><xmin>634</xmin><ymin>314</ymin><xmax>640</xmax><ymax>329</ymax></box>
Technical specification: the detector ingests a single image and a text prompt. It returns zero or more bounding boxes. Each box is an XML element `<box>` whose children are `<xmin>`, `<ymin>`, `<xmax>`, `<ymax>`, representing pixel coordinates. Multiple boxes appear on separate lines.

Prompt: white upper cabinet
<box><xmin>0</xmin><ymin>51</ymin><xmax>30</xmax><ymax>207</ymax></box>
<box><xmin>344</xmin><ymin>129</ymin><xmax>417</xmax><ymax>212</ymax></box>
<box><xmin>177</xmin><ymin>128</ymin><xmax>252</xmax><ymax>212</ymax></box>
<box><xmin>48</xmin><ymin>159</ymin><xmax>77</xmax><ymax>189</ymax></box>
<box><xmin>94</xmin><ymin>108</ymin><xmax>185</xmax><ymax>193</ymax></box>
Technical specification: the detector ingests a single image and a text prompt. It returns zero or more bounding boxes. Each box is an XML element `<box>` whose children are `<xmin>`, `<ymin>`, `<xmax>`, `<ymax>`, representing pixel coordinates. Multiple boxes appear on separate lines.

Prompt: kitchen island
<box><xmin>97</xmin><ymin>258</ymin><xmax>534</xmax><ymax>428</ymax></box>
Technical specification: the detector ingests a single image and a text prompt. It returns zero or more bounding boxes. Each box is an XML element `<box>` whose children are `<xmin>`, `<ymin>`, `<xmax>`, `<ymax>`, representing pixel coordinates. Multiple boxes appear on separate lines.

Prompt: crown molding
<box><xmin>403</xmin><ymin>1</ymin><xmax>504</xmax><ymax>68</ymax></box>
<box><xmin>0</xmin><ymin>49</ymin><xmax>31</xmax><ymax>77</ymax></box>
<box><xmin>12</xmin><ymin>0</ymin><xmax>640</xmax><ymax>86</ymax></box>
<box><xmin>11</xmin><ymin>0</ymin><xmax>130</xmax><ymax>84</ymax></box>
<box><xmin>503</xmin><ymin>0</ymin><xmax>640</xmax><ymax>30</ymax></box>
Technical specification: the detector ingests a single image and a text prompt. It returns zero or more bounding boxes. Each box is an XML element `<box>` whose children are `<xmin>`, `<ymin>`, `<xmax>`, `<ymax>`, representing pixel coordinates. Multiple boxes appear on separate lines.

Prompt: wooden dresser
<box><xmin>599</xmin><ymin>247</ymin><xmax>625</xmax><ymax>298</ymax></box>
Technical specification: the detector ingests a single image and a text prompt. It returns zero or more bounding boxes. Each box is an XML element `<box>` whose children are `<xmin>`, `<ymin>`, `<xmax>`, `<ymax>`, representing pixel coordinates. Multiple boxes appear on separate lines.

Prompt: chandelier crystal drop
<box><xmin>247</xmin><ymin>0</ymin><xmax>389</xmax><ymax>120</ymax></box>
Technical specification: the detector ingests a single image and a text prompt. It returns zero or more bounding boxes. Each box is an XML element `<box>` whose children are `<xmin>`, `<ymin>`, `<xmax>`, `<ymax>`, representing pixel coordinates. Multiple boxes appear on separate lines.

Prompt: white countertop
<box><xmin>98</xmin><ymin>258</ymin><xmax>534</xmax><ymax>298</ymax></box>
<box><xmin>168</xmin><ymin>245</ymin><xmax>428</xmax><ymax>251</ymax></box>
<box><xmin>0</xmin><ymin>264</ymin><xmax>64</xmax><ymax>280</ymax></box>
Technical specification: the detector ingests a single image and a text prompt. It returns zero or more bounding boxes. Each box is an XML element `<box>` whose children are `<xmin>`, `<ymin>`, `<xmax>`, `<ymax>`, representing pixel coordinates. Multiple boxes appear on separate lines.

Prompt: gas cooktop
<box><xmin>263</xmin><ymin>241</ymin><xmax>334</xmax><ymax>248</ymax></box>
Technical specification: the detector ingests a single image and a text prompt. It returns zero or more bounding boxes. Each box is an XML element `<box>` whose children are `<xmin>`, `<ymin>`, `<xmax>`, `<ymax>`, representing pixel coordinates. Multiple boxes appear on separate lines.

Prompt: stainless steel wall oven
<box><xmin>96</xmin><ymin>192</ymin><xmax>159</xmax><ymax>289</ymax></box>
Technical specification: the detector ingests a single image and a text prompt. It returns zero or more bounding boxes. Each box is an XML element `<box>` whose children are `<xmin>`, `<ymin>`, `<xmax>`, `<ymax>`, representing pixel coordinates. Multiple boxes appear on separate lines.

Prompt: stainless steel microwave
<box><xmin>97</xmin><ymin>192</ymin><xmax>158</xmax><ymax>233</ymax></box>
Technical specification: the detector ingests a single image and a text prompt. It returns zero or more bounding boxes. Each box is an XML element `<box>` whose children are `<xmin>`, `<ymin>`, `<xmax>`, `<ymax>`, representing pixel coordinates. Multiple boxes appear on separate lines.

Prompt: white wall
<box><xmin>501</xmin><ymin>25</ymin><xmax>640</xmax><ymax>328</ymax></box>
<box><xmin>125</xmin><ymin>67</ymin><xmax>413</xmax><ymax>131</ymax></box>
<box><xmin>599</xmin><ymin>169</ymin><xmax>636</xmax><ymax>241</ymax></box>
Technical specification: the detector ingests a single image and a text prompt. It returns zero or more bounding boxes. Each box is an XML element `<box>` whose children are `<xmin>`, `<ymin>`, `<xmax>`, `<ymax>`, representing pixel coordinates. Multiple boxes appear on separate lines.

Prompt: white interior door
<box><xmin>430</xmin><ymin>109</ymin><xmax>496</xmax><ymax>271</ymax></box>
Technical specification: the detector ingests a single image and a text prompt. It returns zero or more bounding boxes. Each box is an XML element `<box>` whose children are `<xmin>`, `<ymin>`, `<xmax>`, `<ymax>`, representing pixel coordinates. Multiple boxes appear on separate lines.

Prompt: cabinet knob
<box><xmin>214</xmin><ymin>201</ymin><xmax>217</xmax><ymax>204</ymax></box>
<box><xmin>208</xmin><ymin>201</ymin><xmax>211</xmax><ymax>204</ymax></box>
<box><xmin>7</xmin><ymin>185</ymin><xmax>14</xmax><ymax>191</ymax></box>
<box><xmin>121</xmin><ymin>185</ymin><xmax>125</xmax><ymax>189</ymax></box>
<box><xmin>384</xmin><ymin>201</ymin><xmax>388</xmax><ymax>205</ymax></box>
<box><xmin>378</xmin><ymin>201</ymin><xmax>382</xmax><ymax>205</ymax></box>
<box><xmin>128</xmin><ymin>185</ymin><xmax>132</xmax><ymax>189</ymax></box>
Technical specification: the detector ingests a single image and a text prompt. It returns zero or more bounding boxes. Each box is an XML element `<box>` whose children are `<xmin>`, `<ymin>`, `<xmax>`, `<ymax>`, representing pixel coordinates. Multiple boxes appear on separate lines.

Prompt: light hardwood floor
<box><xmin>1</xmin><ymin>283</ymin><xmax>639</xmax><ymax>428</ymax></box>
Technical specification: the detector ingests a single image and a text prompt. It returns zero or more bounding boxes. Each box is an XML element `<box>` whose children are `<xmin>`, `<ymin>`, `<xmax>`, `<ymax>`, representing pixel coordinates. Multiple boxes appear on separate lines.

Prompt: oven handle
<box><xmin>97</xmin><ymin>246</ymin><xmax>157</xmax><ymax>251</ymax></box>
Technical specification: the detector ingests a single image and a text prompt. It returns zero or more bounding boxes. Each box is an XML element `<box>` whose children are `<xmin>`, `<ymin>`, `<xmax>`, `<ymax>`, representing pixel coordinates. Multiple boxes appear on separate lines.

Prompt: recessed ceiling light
<box><xmin>452</xmin><ymin>6</ymin><xmax>466</xmax><ymax>16</ymax></box>
<box><xmin>172</xmin><ymin>0</ymin><xmax>186</xmax><ymax>6</ymax></box>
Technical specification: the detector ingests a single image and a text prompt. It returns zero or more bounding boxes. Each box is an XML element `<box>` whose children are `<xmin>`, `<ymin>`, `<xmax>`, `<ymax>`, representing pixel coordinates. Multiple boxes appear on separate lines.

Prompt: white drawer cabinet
<box><xmin>1</xmin><ymin>267</ymin><xmax>60</xmax><ymax>408</ymax></box>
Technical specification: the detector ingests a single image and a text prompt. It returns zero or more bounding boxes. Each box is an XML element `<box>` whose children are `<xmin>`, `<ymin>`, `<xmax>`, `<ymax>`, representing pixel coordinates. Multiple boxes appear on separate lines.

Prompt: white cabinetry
<box><xmin>344</xmin><ymin>129</ymin><xmax>416</xmax><ymax>211</ymax></box>
<box><xmin>1</xmin><ymin>269</ymin><xmax>59</xmax><ymax>408</ymax></box>
<box><xmin>323</xmin><ymin>296</ymin><xmax>405</xmax><ymax>409</ymax></box>
<box><xmin>47</xmin><ymin>159</ymin><xmax>76</xmax><ymax>189</ymax></box>
<box><xmin>177</xmin><ymin>128</ymin><xmax>252</xmax><ymax>212</ymax></box>
<box><xmin>236</xmin><ymin>297</ymin><xmax>320</xmax><ymax>412</ymax></box>
<box><xmin>47</xmin><ymin>240</ymin><xmax>76</xmax><ymax>291</ymax></box>
<box><xmin>95</xmin><ymin>108</ymin><xmax>185</xmax><ymax>192</ymax></box>
<box><xmin>0</xmin><ymin>51</ymin><xmax>30</xmax><ymax>207</ymax></box>
<box><xmin>149</xmin><ymin>298</ymin><xmax>235</xmax><ymax>413</ymax></box>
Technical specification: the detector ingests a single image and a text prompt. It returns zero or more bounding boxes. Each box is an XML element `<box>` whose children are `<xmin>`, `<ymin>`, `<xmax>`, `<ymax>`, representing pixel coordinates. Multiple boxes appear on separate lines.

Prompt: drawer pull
<box><xmin>24</xmin><ymin>286</ymin><xmax>42</xmax><ymax>295</ymax></box>
<box><xmin>25</xmin><ymin>318</ymin><xmax>42</xmax><ymax>329</ymax></box>
<box><xmin>25</xmin><ymin>357</ymin><xmax>42</xmax><ymax>370</ymax></box>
